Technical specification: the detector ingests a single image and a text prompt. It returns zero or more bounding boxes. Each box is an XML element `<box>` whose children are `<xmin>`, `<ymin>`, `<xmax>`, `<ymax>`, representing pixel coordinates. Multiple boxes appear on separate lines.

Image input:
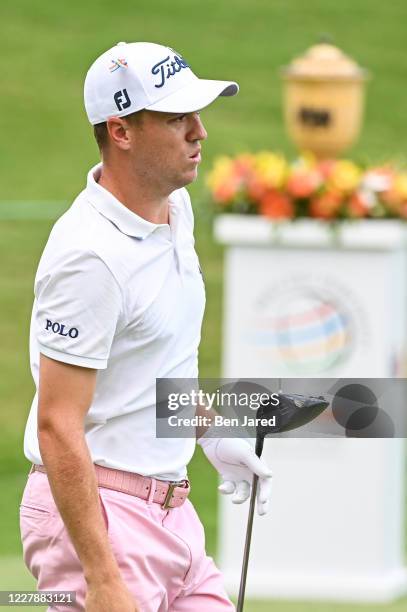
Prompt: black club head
<box><xmin>256</xmin><ymin>393</ymin><xmax>329</xmax><ymax>441</ymax></box>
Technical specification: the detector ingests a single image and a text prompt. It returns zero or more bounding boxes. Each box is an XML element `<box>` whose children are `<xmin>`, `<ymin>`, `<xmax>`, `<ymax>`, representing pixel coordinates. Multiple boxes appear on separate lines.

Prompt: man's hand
<box><xmin>85</xmin><ymin>576</ymin><xmax>140</xmax><ymax>611</ymax></box>
<box><xmin>197</xmin><ymin>437</ymin><xmax>272</xmax><ymax>515</ymax></box>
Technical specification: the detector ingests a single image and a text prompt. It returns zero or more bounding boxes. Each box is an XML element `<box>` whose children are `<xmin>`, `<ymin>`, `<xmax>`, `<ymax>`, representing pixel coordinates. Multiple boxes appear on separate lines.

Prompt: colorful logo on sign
<box><xmin>250</xmin><ymin>284</ymin><xmax>357</xmax><ymax>374</ymax></box>
<box><xmin>109</xmin><ymin>58</ymin><xmax>128</xmax><ymax>73</ymax></box>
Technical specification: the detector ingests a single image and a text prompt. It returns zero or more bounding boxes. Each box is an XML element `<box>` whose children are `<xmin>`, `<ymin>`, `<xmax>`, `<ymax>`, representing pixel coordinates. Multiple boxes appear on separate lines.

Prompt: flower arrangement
<box><xmin>206</xmin><ymin>152</ymin><xmax>407</xmax><ymax>220</ymax></box>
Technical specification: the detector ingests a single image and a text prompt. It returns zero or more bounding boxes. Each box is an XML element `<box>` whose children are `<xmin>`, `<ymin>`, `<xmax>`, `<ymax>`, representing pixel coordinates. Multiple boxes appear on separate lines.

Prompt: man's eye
<box><xmin>176</xmin><ymin>114</ymin><xmax>187</xmax><ymax>121</ymax></box>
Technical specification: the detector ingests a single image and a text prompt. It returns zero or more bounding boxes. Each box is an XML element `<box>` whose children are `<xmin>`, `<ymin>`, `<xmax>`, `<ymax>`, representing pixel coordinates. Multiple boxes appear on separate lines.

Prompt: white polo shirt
<box><xmin>24</xmin><ymin>163</ymin><xmax>206</xmax><ymax>480</ymax></box>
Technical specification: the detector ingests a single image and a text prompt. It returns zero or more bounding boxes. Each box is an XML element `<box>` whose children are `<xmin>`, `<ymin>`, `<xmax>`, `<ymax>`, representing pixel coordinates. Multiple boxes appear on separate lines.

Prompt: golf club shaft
<box><xmin>236</xmin><ymin>391</ymin><xmax>328</xmax><ymax>611</ymax></box>
<box><xmin>236</xmin><ymin>473</ymin><xmax>258</xmax><ymax>612</ymax></box>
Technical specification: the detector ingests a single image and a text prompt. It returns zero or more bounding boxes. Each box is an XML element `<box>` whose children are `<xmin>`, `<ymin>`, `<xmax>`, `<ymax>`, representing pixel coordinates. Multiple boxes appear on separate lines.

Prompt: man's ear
<box><xmin>106</xmin><ymin>117</ymin><xmax>132</xmax><ymax>151</ymax></box>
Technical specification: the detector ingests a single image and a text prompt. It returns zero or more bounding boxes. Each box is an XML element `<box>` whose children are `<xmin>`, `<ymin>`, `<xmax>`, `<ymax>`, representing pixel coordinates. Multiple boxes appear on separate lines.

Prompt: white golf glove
<box><xmin>198</xmin><ymin>437</ymin><xmax>272</xmax><ymax>515</ymax></box>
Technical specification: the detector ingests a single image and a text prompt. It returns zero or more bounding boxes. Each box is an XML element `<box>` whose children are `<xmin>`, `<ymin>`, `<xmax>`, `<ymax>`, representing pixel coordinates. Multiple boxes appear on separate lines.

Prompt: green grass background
<box><xmin>1</xmin><ymin>0</ymin><xmax>407</xmax><ymax>609</ymax></box>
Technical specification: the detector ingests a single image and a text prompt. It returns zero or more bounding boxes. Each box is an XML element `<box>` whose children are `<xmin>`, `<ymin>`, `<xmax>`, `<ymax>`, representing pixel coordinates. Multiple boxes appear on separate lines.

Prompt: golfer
<box><xmin>20</xmin><ymin>41</ymin><xmax>272</xmax><ymax>612</ymax></box>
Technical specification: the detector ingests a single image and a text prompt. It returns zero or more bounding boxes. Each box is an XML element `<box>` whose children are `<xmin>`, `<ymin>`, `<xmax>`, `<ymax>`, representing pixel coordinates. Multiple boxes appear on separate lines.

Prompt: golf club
<box><xmin>236</xmin><ymin>390</ymin><xmax>330</xmax><ymax>612</ymax></box>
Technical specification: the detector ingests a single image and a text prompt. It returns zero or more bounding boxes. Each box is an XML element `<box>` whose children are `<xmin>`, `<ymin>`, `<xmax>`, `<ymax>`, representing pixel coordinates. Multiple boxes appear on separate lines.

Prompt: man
<box><xmin>20</xmin><ymin>41</ymin><xmax>272</xmax><ymax>611</ymax></box>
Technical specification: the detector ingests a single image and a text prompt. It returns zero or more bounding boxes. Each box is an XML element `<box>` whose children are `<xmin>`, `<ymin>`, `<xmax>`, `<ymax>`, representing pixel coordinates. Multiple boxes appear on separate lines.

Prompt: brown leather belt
<box><xmin>31</xmin><ymin>464</ymin><xmax>190</xmax><ymax>509</ymax></box>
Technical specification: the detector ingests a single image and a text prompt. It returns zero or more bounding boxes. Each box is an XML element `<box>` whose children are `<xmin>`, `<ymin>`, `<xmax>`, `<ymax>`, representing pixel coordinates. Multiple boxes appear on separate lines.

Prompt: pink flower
<box><xmin>286</xmin><ymin>169</ymin><xmax>321</xmax><ymax>198</ymax></box>
<box><xmin>213</xmin><ymin>178</ymin><xmax>240</xmax><ymax>205</ymax></box>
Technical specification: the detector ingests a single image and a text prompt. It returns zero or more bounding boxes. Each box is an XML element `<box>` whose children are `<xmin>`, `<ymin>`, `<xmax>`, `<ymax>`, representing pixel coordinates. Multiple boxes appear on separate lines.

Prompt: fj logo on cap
<box><xmin>151</xmin><ymin>54</ymin><xmax>189</xmax><ymax>89</ymax></box>
<box><xmin>114</xmin><ymin>89</ymin><xmax>131</xmax><ymax>111</ymax></box>
<box><xmin>45</xmin><ymin>319</ymin><xmax>79</xmax><ymax>339</ymax></box>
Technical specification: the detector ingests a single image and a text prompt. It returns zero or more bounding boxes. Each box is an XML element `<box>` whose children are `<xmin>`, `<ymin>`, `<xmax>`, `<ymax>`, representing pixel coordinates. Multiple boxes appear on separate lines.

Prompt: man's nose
<box><xmin>189</xmin><ymin>113</ymin><xmax>208</xmax><ymax>141</ymax></box>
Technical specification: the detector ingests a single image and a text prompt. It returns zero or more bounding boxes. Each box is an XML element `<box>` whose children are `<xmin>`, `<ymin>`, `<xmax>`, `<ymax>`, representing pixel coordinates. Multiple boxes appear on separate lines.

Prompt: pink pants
<box><xmin>20</xmin><ymin>471</ymin><xmax>235</xmax><ymax>611</ymax></box>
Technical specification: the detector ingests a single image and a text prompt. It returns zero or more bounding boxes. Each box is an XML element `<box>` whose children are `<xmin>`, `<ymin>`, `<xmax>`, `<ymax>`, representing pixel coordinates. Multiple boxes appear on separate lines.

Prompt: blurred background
<box><xmin>1</xmin><ymin>1</ymin><xmax>407</xmax><ymax>610</ymax></box>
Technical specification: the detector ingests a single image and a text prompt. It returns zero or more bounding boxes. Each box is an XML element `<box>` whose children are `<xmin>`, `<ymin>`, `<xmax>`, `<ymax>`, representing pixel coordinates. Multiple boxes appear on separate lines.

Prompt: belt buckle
<box><xmin>161</xmin><ymin>482</ymin><xmax>178</xmax><ymax>509</ymax></box>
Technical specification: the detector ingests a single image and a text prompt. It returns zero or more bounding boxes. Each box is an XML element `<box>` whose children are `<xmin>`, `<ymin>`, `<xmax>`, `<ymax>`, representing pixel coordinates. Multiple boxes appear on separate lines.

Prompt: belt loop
<box><xmin>147</xmin><ymin>478</ymin><xmax>157</xmax><ymax>506</ymax></box>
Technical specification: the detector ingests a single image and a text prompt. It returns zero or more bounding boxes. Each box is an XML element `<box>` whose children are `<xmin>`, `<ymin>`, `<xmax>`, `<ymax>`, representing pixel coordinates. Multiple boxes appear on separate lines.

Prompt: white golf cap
<box><xmin>84</xmin><ymin>41</ymin><xmax>239</xmax><ymax>125</ymax></box>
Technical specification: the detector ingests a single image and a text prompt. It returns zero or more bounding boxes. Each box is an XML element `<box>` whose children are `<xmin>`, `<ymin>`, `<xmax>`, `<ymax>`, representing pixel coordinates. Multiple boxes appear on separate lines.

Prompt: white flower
<box><xmin>361</xmin><ymin>171</ymin><xmax>391</xmax><ymax>192</ymax></box>
<box><xmin>358</xmin><ymin>188</ymin><xmax>377</xmax><ymax>209</ymax></box>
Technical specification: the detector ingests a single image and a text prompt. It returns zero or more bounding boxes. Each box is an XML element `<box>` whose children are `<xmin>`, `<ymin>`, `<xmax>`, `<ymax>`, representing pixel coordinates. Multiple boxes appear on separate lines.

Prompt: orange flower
<box><xmin>347</xmin><ymin>192</ymin><xmax>371</xmax><ymax>218</ymax></box>
<box><xmin>260</xmin><ymin>190</ymin><xmax>294</xmax><ymax>219</ymax></box>
<box><xmin>310</xmin><ymin>191</ymin><xmax>342</xmax><ymax>219</ymax></box>
<box><xmin>383</xmin><ymin>173</ymin><xmax>407</xmax><ymax>213</ymax></box>
<box><xmin>286</xmin><ymin>169</ymin><xmax>321</xmax><ymax>198</ymax></box>
<box><xmin>213</xmin><ymin>178</ymin><xmax>240</xmax><ymax>204</ymax></box>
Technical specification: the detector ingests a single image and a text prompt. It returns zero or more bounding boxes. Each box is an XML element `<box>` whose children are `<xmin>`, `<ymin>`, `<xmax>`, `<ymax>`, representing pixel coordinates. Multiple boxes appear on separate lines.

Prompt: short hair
<box><xmin>93</xmin><ymin>110</ymin><xmax>144</xmax><ymax>152</ymax></box>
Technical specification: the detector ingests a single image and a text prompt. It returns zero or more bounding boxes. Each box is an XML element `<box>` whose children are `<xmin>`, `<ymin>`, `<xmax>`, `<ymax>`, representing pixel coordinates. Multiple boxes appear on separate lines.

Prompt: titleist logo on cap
<box><xmin>151</xmin><ymin>54</ymin><xmax>190</xmax><ymax>89</ymax></box>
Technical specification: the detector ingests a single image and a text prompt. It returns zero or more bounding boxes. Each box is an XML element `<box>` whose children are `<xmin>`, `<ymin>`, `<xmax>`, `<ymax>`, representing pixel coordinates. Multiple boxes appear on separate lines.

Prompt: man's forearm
<box><xmin>38</xmin><ymin>423</ymin><xmax>121</xmax><ymax>585</ymax></box>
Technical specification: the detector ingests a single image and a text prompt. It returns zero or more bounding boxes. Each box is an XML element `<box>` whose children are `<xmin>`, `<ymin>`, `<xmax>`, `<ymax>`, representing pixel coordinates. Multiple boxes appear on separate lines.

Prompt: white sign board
<box><xmin>215</xmin><ymin>216</ymin><xmax>407</xmax><ymax>602</ymax></box>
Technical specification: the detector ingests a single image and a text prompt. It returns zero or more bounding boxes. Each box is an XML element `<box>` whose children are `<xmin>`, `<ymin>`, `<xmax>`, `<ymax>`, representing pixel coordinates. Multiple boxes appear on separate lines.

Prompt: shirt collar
<box><xmin>85</xmin><ymin>163</ymin><xmax>172</xmax><ymax>240</ymax></box>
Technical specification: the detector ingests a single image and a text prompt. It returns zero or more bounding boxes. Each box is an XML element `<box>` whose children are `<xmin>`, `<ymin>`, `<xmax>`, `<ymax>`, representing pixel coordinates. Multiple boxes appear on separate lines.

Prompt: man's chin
<box><xmin>175</xmin><ymin>170</ymin><xmax>199</xmax><ymax>189</ymax></box>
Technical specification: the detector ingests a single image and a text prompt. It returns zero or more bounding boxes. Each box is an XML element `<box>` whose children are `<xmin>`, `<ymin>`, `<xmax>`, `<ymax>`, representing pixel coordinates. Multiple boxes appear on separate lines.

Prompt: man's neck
<box><xmin>97</xmin><ymin>162</ymin><xmax>170</xmax><ymax>225</ymax></box>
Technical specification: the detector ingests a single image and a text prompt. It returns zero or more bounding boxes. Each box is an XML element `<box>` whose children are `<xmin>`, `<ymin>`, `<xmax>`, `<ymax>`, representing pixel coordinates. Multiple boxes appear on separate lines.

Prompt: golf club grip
<box><xmin>236</xmin><ymin>474</ymin><xmax>258</xmax><ymax>612</ymax></box>
<box><xmin>255</xmin><ymin>436</ymin><xmax>264</xmax><ymax>458</ymax></box>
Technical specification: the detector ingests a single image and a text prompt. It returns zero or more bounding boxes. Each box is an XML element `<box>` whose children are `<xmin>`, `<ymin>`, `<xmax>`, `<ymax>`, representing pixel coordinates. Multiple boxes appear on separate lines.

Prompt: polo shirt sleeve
<box><xmin>34</xmin><ymin>251</ymin><xmax>124</xmax><ymax>369</ymax></box>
